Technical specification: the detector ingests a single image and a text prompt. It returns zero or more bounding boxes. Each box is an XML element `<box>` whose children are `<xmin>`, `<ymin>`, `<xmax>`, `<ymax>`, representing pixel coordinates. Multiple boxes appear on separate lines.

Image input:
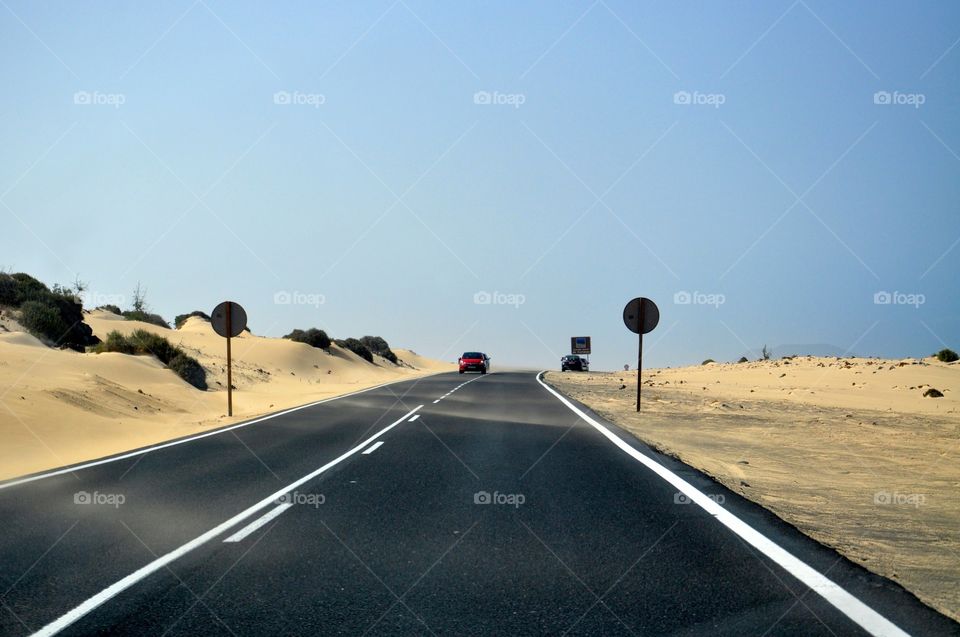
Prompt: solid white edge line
<box><xmin>1</xmin><ymin>374</ymin><xmax>442</xmax><ymax>491</ymax></box>
<box><xmin>361</xmin><ymin>441</ymin><xmax>385</xmax><ymax>455</ymax></box>
<box><xmin>222</xmin><ymin>503</ymin><xmax>293</xmax><ymax>543</ymax></box>
<box><xmin>30</xmin><ymin>404</ymin><xmax>423</xmax><ymax>637</ymax></box>
<box><xmin>535</xmin><ymin>372</ymin><xmax>909</xmax><ymax>637</ymax></box>
<box><xmin>407</xmin><ymin>415</ymin><xmax>420</xmax><ymax>422</ymax></box>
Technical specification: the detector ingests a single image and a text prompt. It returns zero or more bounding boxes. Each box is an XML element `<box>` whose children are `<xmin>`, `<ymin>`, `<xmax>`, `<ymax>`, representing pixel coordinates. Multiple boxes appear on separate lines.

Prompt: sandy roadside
<box><xmin>0</xmin><ymin>311</ymin><xmax>453</xmax><ymax>481</ymax></box>
<box><xmin>545</xmin><ymin>356</ymin><xmax>960</xmax><ymax>622</ymax></box>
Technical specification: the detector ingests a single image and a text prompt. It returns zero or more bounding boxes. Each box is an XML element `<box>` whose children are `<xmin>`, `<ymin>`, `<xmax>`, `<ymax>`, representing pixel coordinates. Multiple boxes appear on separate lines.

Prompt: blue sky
<box><xmin>1</xmin><ymin>1</ymin><xmax>958</xmax><ymax>369</ymax></box>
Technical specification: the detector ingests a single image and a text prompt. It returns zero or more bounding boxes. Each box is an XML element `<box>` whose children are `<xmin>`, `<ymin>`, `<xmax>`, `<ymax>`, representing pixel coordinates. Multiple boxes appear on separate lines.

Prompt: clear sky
<box><xmin>1</xmin><ymin>1</ymin><xmax>958</xmax><ymax>370</ymax></box>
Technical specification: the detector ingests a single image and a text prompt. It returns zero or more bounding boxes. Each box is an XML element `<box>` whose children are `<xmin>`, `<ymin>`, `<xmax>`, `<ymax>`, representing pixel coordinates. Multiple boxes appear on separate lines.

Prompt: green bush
<box><xmin>9</xmin><ymin>273</ymin><xmax>48</xmax><ymax>304</ymax></box>
<box><xmin>737</xmin><ymin>356</ymin><xmax>749</xmax><ymax>363</ymax></box>
<box><xmin>20</xmin><ymin>300</ymin><xmax>70</xmax><ymax>345</ymax></box>
<box><xmin>167</xmin><ymin>354</ymin><xmax>207</xmax><ymax>390</ymax></box>
<box><xmin>122</xmin><ymin>310</ymin><xmax>170</xmax><ymax>328</ymax></box>
<box><xmin>175</xmin><ymin>311</ymin><xmax>210</xmax><ymax>329</ymax></box>
<box><xmin>0</xmin><ymin>274</ymin><xmax>17</xmax><ymax>306</ymax></box>
<box><xmin>936</xmin><ymin>348</ymin><xmax>959</xmax><ymax>363</ymax></box>
<box><xmin>701</xmin><ymin>359</ymin><xmax>715</xmax><ymax>365</ymax></box>
<box><xmin>285</xmin><ymin>327</ymin><xmax>331</xmax><ymax>349</ymax></box>
<box><xmin>98</xmin><ymin>304</ymin><xmax>121</xmax><ymax>315</ymax></box>
<box><xmin>99</xmin><ymin>330</ymin><xmax>137</xmax><ymax>355</ymax></box>
<box><xmin>336</xmin><ymin>338</ymin><xmax>373</xmax><ymax>363</ymax></box>
<box><xmin>1</xmin><ymin>273</ymin><xmax>99</xmax><ymax>350</ymax></box>
<box><xmin>95</xmin><ymin>330</ymin><xmax>206</xmax><ymax>389</ymax></box>
<box><xmin>360</xmin><ymin>335</ymin><xmax>398</xmax><ymax>364</ymax></box>
<box><xmin>129</xmin><ymin>329</ymin><xmax>179</xmax><ymax>364</ymax></box>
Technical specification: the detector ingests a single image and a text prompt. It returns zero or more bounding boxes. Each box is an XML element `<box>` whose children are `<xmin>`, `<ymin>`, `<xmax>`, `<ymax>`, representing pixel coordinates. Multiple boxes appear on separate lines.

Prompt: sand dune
<box><xmin>546</xmin><ymin>355</ymin><xmax>960</xmax><ymax>620</ymax></box>
<box><xmin>0</xmin><ymin>311</ymin><xmax>452</xmax><ymax>481</ymax></box>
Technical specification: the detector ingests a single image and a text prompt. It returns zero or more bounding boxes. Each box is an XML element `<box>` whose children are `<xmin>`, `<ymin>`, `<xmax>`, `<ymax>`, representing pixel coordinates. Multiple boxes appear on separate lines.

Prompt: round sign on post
<box><xmin>211</xmin><ymin>301</ymin><xmax>247</xmax><ymax>417</ymax></box>
<box><xmin>211</xmin><ymin>301</ymin><xmax>247</xmax><ymax>337</ymax></box>
<box><xmin>622</xmin><ymin>297</ymin><xmax>659</xmax><ymax>413</ymax></box>
<box><xmin>622</xmin><ymin>297</ymin><xmax>659</xmax><ymax>334</ymax></box>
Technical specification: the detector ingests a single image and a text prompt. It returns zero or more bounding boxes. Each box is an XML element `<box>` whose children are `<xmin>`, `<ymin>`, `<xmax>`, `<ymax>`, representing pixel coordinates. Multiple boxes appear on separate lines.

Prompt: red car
<box><xmin>459</xmin><ymin>352</ymin><xmax>490</xmax><ymax>374</ymax></box>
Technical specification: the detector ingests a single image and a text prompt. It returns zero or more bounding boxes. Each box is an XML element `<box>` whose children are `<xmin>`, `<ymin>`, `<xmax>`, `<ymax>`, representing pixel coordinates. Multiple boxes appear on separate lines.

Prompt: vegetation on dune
<box><xmin>0</xmin><ymin>272</ymin><xmax>99</xmax><ymax>350</ymax></box>
<box><xmin>335</xmin><ymin>338</ymin><xmax>374</xmax><ymax>363</ymax></box>
<box><xmin>737</xmin><ymin>356</ymin><xmax>749</xmax><ymax>363</ymax></box>
<box><xmin>94</xmin><ymin>329</ymin><xmax>207</xmax><ymax>389</ymax></box>
<box><xmin>701</xmin><ymin>359</ymin><xmax>715</xmax><ymax>365</ymax></box>
<box><xmin>284</xmin><ymin>327</ymin><xmax>331</xmax><ymax>350</ymax></box>
<box><xmin>935</xmin><ymin>348</ymin><xmax>958</xmax><ymax>363</ymax></box>
<box><xmin>175</xmin><ymin>311</ymin><xmax>210</xmax><ymax>329</ymax></box>
<box><xmin>98</xmin><ymin>304</ymin><xmax>121</xmax><ymax>315</ymax></box>
<box><xmin>121</xmin><ymin>282</ymin><xmax>169</xmax><ymax>328</ymax></box>
<box><xmin>121</xmin><ymin>310</ymin><xmax>170</xmax><ymax>328</ymax></box>
<box><xmin>360</xmin><ymin>335</ymin><xmax>398</xmax><ymax>364</ymax></box>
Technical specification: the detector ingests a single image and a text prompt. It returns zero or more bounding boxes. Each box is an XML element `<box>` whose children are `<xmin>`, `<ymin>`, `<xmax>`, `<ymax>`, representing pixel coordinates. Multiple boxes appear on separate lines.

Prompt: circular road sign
<box><xmin>622</xmin><ymin>297</ymin><xmax>659</xmax><ymax>335</ymax></box>
<box><xmin>211</xmin><ymin>301</ymin><xmax>247</xmax><ymax>338</ymax></box>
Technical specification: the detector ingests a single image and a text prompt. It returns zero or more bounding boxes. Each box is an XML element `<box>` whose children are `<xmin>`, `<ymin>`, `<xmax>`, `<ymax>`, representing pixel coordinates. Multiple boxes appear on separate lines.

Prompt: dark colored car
<box><xmin>561</xmin><ymin>355</ymin><xmax>588</xmax><ymax>371</ymax></box>
<box><xmin>459</xmin><ymin>352</ymin><xmax>490</xmax><ymax>374</ymax></box>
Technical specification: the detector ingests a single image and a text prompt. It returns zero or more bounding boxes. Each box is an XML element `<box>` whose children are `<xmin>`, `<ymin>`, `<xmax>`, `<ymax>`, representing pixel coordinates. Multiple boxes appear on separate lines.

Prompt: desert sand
<box><xmin>545</xmin><ymin>356</ymin><xmax>959</xmax><ymax>621</ymax></box>
<box><xmin>0</xmin><ymin>310</ymin><xmax>452</xmax><ymax>481</ymax></box>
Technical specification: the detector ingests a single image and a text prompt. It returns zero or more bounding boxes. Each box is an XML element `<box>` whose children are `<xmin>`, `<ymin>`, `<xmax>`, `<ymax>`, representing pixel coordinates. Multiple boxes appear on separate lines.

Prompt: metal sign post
<box><xmin>226</xmin><ymin>303</ymin><xmax>233</xmax><ymax>416</ymax></box>
<box><xmin>211</xmin><ymin>301</ymin><xmax>248</xmax><ymax>417</ymax></box>
<box><xmin>622</xmin><ymin>297</ymin><xmax>659</xmax><ymax>412</ymax></box>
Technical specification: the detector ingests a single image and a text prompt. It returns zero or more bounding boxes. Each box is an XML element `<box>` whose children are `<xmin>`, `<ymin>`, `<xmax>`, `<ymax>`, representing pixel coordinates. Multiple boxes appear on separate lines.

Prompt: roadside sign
<box><xmin>211</xmin><ymin>301</ymin><xmax>247</xmax><ymax>417</ymax></box>
<box><xmin>211</xmin><ymin>301</ymin><xmax>247</xmax><ymax>338</ymax></box>
<box><xmin>571</xmin><ymin>336</ymin><xmax>591</xmax><ymax>355</ymax></box>
<box><xmin>622</xmin><ymin>297</ymin><xmax>660</xmax><ymax>412</ymax></box>
<box><xmin>622</xmin><ymin>297</ymin><xmax>659</xmax><ymax>334</ymax></box>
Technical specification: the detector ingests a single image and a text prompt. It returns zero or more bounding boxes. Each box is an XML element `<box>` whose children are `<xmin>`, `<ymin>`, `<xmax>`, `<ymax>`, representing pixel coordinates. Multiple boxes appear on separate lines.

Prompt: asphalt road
<box><xmin>0</xmin><ymin>371</ymin><xmax>956</xmax><ymax>636</ymax></box>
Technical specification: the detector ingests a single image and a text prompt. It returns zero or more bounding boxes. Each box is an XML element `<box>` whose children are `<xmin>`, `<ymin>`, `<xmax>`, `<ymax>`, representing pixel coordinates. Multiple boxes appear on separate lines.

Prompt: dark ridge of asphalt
<box><xmin>0</xmin><ymin>371</ymin><xmax>956</xmax><ymax>636</ymax></box>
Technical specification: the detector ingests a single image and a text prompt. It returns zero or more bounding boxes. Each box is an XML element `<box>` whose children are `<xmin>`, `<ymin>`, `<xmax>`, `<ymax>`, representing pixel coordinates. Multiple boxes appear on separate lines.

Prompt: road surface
<box><xmin>0</xmin><ymin>371</ymin><xmax>956</xmax><ymax>636</ymax></box>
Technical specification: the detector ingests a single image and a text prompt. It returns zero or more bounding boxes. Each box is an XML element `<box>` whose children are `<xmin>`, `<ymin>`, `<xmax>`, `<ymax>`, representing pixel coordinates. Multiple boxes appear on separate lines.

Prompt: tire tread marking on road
<box><xmin>222</xmin><ymin>503</ymin><xmax>293</xmax><ymax>543</ymax></box>
<box><xmin>29</xmin><ymin>404</ymin><xmax>423</xmax><ymax>637</ymax></box>
<box><xmin>1</xmin><ymin>375</ymin><xmax>442</xmax><ymax>491</ymax></box>
<box><xmin>362</xmin><ymin>441</ymin><xmax>385</xmax><ymax>455</ymax></box>
<box><xmin>535</xmin><ymin>372</ymin><xmax>910</xmax><ymax>637</ymax></box>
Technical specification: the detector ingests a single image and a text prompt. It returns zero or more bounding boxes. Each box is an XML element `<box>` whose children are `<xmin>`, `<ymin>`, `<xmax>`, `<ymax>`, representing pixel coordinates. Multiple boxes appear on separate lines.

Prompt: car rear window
<box><xmin>462</xmin><ymin>352</ymin><xmax>483</xmax><ymax>359</ymax></box>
